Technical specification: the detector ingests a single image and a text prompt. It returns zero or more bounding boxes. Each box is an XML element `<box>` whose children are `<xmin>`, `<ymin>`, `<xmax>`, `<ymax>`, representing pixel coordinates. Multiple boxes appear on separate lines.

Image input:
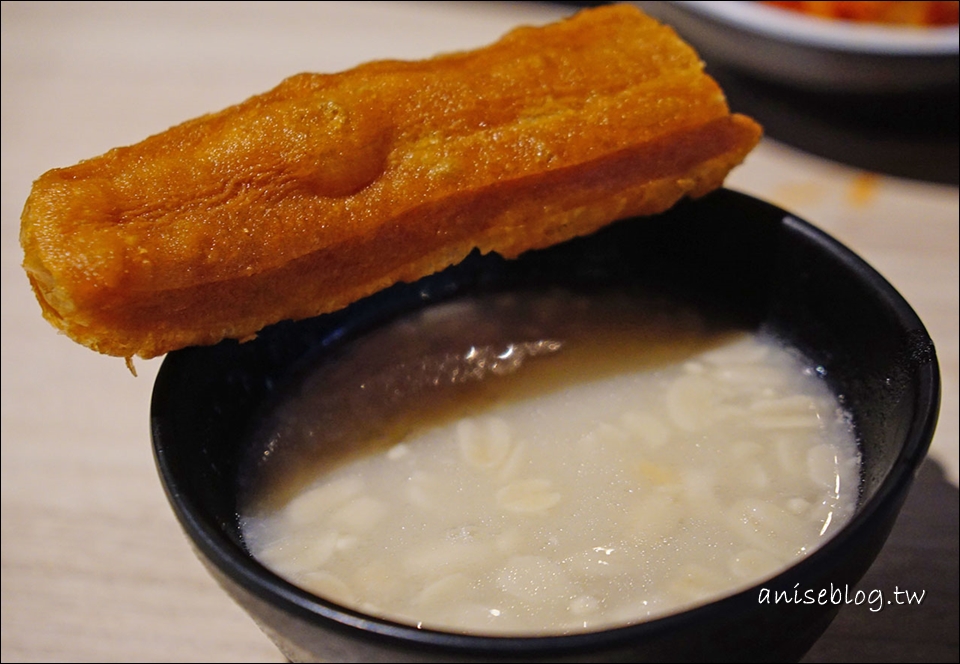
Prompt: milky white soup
<box><xmin>239</xmin><ymin>290</ymin><xmax>860</xmax><ymax>636</ymax></box>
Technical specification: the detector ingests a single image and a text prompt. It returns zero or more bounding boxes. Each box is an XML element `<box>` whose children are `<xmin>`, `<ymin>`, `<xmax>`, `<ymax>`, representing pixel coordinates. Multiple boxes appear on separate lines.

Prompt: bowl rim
<box><xmin>151</xmin><ymin>188</ymin><xmax>940</xmax><ymax>653</ymax></box>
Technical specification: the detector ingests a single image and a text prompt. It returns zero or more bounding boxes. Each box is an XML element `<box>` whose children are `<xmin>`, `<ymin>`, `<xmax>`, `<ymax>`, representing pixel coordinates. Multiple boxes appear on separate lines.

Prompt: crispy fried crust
<box><xmin>20</xmin><ymin>4</ymin><xmax>761</xmax><ymax>360</ymax></box>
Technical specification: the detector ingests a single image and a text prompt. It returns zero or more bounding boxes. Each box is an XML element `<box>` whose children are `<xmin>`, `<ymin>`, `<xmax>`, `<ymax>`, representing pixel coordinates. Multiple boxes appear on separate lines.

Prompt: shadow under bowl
<box><xmin>151</xmin><ymin>188</ymin><xmax>939</xmax><ymax>662</ymax></box>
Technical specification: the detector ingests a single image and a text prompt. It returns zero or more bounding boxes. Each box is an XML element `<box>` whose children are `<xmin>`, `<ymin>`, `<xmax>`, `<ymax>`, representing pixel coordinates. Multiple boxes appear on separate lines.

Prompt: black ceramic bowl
<box><xmin>151</xmin><ymin>189</ymin><xmax>939</xmax><ymax>662</ymax></box>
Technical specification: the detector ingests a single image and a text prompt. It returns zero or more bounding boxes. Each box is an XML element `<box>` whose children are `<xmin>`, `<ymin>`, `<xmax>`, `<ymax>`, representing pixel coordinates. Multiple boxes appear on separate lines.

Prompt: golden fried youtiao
<box><xmin>21</xmin><ymin>4</ymin><xmax>761</xmax><ymax>360</ymax></box>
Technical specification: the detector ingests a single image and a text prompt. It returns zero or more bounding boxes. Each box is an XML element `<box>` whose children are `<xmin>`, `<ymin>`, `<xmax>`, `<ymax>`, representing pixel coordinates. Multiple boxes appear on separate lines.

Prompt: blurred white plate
<box><xmin>636</xmin><ymin>1</ymin><xmax>959</xmax><ymax>92</ymax></box>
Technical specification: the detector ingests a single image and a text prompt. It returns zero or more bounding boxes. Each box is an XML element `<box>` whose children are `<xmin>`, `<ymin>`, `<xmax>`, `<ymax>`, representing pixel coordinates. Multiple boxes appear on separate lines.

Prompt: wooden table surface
<box><xmin>2</xmin><ymin>3</ymin><xmax>956</xmax><ymax>662</ymax></box>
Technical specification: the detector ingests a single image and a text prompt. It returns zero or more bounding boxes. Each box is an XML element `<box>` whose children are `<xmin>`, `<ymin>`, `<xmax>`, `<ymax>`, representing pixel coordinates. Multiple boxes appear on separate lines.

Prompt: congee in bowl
<box><xmin>238</xmin><ymin>289</ymin><xmax>861</xmax><ymax>636</ymax></box>
<box><xmin>151</xmin><ymin>188</ymin><xmax>939</xmax><ymax>662</ymax></box>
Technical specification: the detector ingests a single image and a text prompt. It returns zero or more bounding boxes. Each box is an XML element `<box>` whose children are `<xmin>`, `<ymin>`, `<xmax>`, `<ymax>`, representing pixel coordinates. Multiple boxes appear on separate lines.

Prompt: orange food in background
<box><xmin>763</xmin><ymin>1</ymin><xmax>960</xmax><ymax>26</ymax></box>
<box><xmin>847</xmin><ymin>172</ymin><xmax>880</xmax><ymax>208</ymax></box>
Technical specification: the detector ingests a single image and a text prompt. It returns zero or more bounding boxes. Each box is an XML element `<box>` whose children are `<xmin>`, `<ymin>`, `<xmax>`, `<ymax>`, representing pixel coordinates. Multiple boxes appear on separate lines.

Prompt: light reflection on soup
<box><xmin>239</xmin><ymin>290</ymin><xmax>860</xmax><ymax>635</ymax></box>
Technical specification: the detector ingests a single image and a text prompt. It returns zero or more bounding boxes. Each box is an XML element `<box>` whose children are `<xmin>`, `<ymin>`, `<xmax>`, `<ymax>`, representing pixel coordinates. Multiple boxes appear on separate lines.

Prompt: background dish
<box><xmin>620</xmin><ymin>0</ymin><xmax>960</xmax><ymax>184</ymax></box>
<box><xmin>634</xmin><ymin>1</ymin><xmax>959</xmax><ymax>92</ymax></box>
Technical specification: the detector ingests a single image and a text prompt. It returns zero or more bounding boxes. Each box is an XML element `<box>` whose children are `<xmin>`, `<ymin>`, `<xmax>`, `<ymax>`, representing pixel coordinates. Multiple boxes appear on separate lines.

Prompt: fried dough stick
<box><xmin>20</xmin><ymin>4</ymin><xmax>761</xmax><ymax>360</ymax></box>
